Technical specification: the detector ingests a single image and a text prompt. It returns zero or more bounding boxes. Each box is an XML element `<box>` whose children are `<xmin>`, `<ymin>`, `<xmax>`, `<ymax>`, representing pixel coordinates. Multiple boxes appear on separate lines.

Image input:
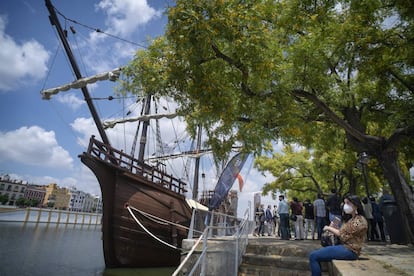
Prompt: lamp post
<box><xmin>357</xmin><ymin>152</ymin><xmax>370</xmax><ymax>199</ymax></box>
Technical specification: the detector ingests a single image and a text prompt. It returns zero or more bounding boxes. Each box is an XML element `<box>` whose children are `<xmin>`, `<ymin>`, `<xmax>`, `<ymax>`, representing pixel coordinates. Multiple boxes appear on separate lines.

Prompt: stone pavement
<box><xmin>361</xmin><ymin>242</ymin><xmax>414</xmax><ymax>275</ymax></box>
<box><xmin>246</xmin><ymin>236</ymin><xmax>414</xmax><ymax>275</ymax></box>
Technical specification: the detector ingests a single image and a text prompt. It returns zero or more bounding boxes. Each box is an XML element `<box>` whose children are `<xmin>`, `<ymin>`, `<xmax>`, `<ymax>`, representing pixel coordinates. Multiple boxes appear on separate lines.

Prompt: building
<box><xmin>24</xmin><ymin>185</ymin><xmax>46</xmax><ymax>207</ymax></box>
<box><xmin>0</xmin><ymin>175</ymin><xmax>26</xmax><ymax>206</ymax></box>
<box><xmin>69</xmin><ymin>187</ymin><xmax>97</xmax><ymax>212</ymax></box>
<box><xmin>0</xmin><ymin>175</ymin><xmax>103</xmax><ymax>212</ymax></box>
<box><xmin>82</xmin><ymin>193</ymin><xmax>95</xmax><ymax>213</ymax></box>
<box><xmin>43</xmin><ymin>183</ymin><xmax>71</xmax><ymax>210</ymax></box>
<box><xmin>69</xmin><ymin>187</ymin><xmax>101</xmax><ymax>213</ymax></box>
<box><xmin>93</xmin><ymin>196</ymin><xmax>103</xmax><ymax>213</ymax></box>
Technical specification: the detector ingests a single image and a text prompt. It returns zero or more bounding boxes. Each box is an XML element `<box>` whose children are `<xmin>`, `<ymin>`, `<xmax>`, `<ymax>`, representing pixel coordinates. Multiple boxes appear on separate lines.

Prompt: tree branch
<box><xmin>292</xmin><ymin>89</ymin><xmax>382</xmax><ymax>144</ymax></box>
<box><xmin>386</xmin><ymin>125</ymin><xmax>414</xmax><ymax>149</ymax></box>
<box><xmin>211</xmin><ymin>43</ymin><xmax>255</xmax><ymax>96</ymax></box>
<box><xmin>388</xmin><ymin>69</ymin><xmax>414</xmax><ymax>93</ymax></box>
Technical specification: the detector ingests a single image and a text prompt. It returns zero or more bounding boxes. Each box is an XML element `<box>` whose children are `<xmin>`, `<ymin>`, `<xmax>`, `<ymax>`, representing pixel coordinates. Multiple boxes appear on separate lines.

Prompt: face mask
<box><xmin>343</xmin><ymin>203</ymin><xmax>354</xmax><ymax>214</ymax></box>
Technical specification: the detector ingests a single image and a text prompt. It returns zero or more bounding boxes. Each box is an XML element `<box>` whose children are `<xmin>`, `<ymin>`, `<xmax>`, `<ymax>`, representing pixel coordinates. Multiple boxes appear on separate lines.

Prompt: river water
<box><xmin>0</xmin><ymin>221</ymin><xmax>175</xmax><ymax>276</ymax></box>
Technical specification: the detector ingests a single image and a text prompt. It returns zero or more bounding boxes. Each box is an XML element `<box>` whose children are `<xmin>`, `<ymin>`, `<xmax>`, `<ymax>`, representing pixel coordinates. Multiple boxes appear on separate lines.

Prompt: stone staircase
<box><xmin>238</xmin><ymin>238</ymin><xmax>330</xmax><ymax>276</ymax></box>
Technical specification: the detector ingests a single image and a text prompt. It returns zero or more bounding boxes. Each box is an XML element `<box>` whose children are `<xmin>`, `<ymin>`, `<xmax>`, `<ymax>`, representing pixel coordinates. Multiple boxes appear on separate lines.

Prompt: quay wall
<box><xmin>0</xmin><ymin>207</ymin><xmax>102</xmax><ymax>225</ymax></box>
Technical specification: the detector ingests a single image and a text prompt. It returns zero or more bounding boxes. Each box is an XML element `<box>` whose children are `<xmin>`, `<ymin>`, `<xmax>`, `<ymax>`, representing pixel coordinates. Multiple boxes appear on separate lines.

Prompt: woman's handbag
<box><xmin>320</xmin><ymin>230</ymin><xmax>341</xmax><ymax>247</ymax></box>
<box><xmin>290</xmin><ymin>214</ymin><xmax>297</xmax><ymax>221</ymax></box>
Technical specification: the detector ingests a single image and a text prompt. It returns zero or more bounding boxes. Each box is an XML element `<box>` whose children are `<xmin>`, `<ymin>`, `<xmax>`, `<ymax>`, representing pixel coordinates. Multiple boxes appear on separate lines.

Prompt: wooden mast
<box><xmin>45</xmin><ymin>0</ymin><xmax>111</xmax><ymax>147</ymax></box>
<box><xmin>192</xmin><ymin>125</ymin><xmax>202</xmax><ymax>200</ymax></box>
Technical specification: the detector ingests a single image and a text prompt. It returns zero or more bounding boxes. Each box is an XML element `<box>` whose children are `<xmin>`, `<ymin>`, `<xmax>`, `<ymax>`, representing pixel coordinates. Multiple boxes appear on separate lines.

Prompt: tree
<box><xmin>16</xmin><ymin>197</ymin><xmax>26</xmax><ymax>207</ymax></box>
<box><xmin>30</xmin><ymin>199</ymin><xmax>39</xmax><ymax>207</ymax></box>
<box><xmin>0</xmin><ymin>194</ymin><xmax>8</xmax><ymax>205</ymax></box>
<box><xmin>121</xmin><ymin>0</ymin><xmax>414</xmax><ymax>243</ymax></box>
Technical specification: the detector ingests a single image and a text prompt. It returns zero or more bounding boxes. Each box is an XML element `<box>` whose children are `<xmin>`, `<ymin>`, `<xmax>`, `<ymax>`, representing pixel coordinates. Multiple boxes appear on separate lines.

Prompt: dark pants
<box><xmin>279</xmin><ymin>213</ymin><xmax>290</xmax><ymax>240</ymax></box>
<box><xmin>315</xmin><ymin>216</ymin><xmax>325</xmax><ymax>240</ymax></box>
<box><xmin>258</xmin><ymin>221</ymin><xmax>265</xmax><ymax>236</ymax></box>
<box><xmin>372</xmin><ymin>219</ymin><xmax>386</xmax><ymax>241</ymax></box>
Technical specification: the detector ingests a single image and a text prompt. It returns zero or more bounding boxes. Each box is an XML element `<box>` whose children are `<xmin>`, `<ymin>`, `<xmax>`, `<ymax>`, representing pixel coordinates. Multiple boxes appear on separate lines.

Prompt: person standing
<box><xmin>371</xmin><ymin>197</ymin><xmax>386</xmax><ymax>242</ymax></box>
<box><xmin>326</xmin><ymin>188</ymin><xmax>342</xmax><ymax>223</ymax></box>
<box><xmin>313</xmin><ymin>193</ymin><xmax>326</xmax><ymax>240</ymax></box>
<box><xmin>290</xmin><ymin>197</ymin><xmax>304</xmax><ymax>240</ymax></box>
<box><xmin>304</xmin><ymin>199</ymin><xmax>315</xmax><ymax>240</ymax></box>
<box><xmin>309</xmin><ymin>195</ymin><xmax>368</xmax><ymax>276</ymax></box>
<box><xmin>253</xmin><ymin>203</ymin><xmax>260</xmax><ymax>236</ymax></box>
<box><xmin>277</xmin><ymin>195</ymin><xmax>290</xmax><ymax>240</ymax></box>
<box><xmin>273</xmin><ymin>204</ymin><xmax>280</xmax><ymax>236</ymax></box>
<box><xmin>258</xmin><ymin>204</ymin><xmax>266</xmax><ymax>236</ymax></box>
<box><xmin>265</xmin><ymin>205</ymin><xmax>274</xmax><ymax>236</ymax></box>
<box><xmin>362</xmin><ymin>197</ymin><xmax>374</xmax><ymax>241</ymax></box>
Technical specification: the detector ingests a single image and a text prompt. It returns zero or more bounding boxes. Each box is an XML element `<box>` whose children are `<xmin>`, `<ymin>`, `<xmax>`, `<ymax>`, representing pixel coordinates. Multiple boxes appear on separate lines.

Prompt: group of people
<box><xmin>255</xmin><ymin>189</ymin><xmax>388</xmax><ymax>242</ymax></box>
<box><xmin>253</xmin><ymin>190</ymin><xmax>395</xmax><ymax>276</ymax></box>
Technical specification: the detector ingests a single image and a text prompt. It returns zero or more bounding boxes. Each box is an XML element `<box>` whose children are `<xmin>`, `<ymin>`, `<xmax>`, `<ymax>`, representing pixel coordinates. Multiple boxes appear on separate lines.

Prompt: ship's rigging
<box><xmin>42</xmin><ymin>0</ymin><xmax>251</xmax><ymax>268</ymax></box>
<box><xmin>42</xmin><ymin>0</ymin><xmax>247</xmax><ymax>201</ymax></box>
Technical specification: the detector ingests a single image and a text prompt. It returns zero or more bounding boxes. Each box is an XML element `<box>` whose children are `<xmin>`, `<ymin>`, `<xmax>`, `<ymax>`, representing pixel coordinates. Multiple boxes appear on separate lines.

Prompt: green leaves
<box><xmin>119</xmin><ymin>0</ymin><xmax>413</xmax><ymax>175</ymax></box>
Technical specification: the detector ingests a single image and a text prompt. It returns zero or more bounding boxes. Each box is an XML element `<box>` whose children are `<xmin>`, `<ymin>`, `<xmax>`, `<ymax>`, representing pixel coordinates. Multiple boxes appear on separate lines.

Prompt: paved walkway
<box><xmin>250</xmin><ymin>236</ymin><xmax>414</xmax><ymax>275</ymax></box>
<box><xmin>362</xmin><ymin>242</ymin><xmax>414</xmax><ymax>275</ymax></box>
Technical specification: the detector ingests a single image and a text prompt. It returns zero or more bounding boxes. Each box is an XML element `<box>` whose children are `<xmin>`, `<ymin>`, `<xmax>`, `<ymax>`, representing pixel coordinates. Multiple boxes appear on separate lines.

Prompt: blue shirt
<box><xmin>277</xmin><ymin>200</ymin><xmax>289</xmax><ymax>214</ymax></box>
<box><xmin>313</xmin><ymin>198</ymin><xmax>326</xmax><ymax>217</ymax></box>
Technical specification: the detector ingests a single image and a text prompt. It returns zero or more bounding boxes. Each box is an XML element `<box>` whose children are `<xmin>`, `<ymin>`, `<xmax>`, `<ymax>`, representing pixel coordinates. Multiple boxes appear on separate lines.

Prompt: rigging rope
<box><xmin>54</xmin><ymin>6</ymin><xmax>147</xmax><ymax>49</ymax></box>
<box><xmin>126</xmin><ymin>204</ymin><xmax>204</xmax><ymax>251</ymax></box>
<box><xmin>127</xmin><ymin>204</ymin><xmax>202</xmax><ymax>234</ymax></box>
<box><xmin>126</xmin><ymin>205</ymin><xmax>179</xmax><ymax>250</ymax></box>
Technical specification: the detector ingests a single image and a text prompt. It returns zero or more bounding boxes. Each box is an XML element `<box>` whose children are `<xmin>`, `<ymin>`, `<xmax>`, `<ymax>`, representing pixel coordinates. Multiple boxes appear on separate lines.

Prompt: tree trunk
<box><xmin>376</xmin><ymin>149</ymin><xmax>414</xmax><ymax>244</ymax></box>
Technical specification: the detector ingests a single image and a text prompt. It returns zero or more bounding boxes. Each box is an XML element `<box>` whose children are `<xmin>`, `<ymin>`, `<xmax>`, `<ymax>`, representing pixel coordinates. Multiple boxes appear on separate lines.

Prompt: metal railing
<box><xmin>173</xmin><ymin>207</ymin><xmax>255</xmax><ymax>276</ymax></box>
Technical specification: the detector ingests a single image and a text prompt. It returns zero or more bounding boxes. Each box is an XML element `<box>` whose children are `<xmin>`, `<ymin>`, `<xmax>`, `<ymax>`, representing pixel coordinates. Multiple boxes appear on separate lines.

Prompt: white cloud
<box><xmin>81</xmin><ymin>0</ymin><xmax>162</xmax><ymax>73</ymax></box>
<box><xmin>71</xmin><ymin>117</ymin><xmax>98</xmax><ymax>148</ymax></box>
<box><xmin>96</xmin><ymin>0</ymin><xmax>162</xmax><ymax>38</ymax></box>
<box><xmin>0</xmin><ymin>126</ymin><xmax>73</xmax><ymax>169</ymax></box>
<box><xmin>0</xmin><ymin>15</ymin><xmax>49</xmax><ymax>92</ymax></box>
<box><xmin>56</xmin><ymin>93</ymin><xmax>85</xmax><ymax>110</ymax></box>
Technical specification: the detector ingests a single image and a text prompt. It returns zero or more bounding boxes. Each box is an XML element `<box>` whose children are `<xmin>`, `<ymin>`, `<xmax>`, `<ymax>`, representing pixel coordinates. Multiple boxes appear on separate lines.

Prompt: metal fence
<box><xmin>173</xmin><ymin>208</ymin><xmax>255</xmax><ymax>276</ymax></box>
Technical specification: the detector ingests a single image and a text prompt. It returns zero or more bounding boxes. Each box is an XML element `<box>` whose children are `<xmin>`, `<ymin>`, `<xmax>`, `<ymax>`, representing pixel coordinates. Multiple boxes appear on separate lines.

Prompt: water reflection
<box><xmin>0</xmin><ymin>222</ymin><xmax>175</xmax><ymax>276</ymax></box>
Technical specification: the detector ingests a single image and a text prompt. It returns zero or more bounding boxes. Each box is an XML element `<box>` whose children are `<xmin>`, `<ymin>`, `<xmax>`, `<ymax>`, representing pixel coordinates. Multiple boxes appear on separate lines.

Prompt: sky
<box><xmin>0</xmin><ymin>0</ymin><xmax>278</xmax><ymax>217</ymax></box>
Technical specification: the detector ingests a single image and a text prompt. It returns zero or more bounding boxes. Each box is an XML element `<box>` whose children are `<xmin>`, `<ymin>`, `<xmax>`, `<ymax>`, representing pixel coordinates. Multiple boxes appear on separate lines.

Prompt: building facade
<box><xmin>24</xmin><ymin>185</ymin><xmax>46</xmax><ymax>207</ymax></box>
<box><xmin>0</xmin><ymin>175</ymin><xmax>26</xmax><ymax>206</ymax></box>
<box><xmin>69</xmin><ymin>188</ymin><xmax>94</xmax><ymax>212</ymax></box>
<box><xmin>43</xmin><ymin>183</ymin><xmax>71</xmax><ymax>210</ymax></box>
<box><xmin>0</xmin><ymin>176</ymin><xmax>102</xmax><ymax>213</ymax></box>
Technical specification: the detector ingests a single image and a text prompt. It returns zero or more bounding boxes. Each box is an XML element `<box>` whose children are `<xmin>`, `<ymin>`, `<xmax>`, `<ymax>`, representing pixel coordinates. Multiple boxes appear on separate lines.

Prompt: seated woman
<box><xmin>309</xmin><ymin>194</ymin><xmax>368</xmax><ymax>276</ymax></box>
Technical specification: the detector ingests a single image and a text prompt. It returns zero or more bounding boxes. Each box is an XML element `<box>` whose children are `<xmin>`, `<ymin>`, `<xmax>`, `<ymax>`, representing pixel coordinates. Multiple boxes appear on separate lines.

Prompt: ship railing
<box><xmin>173</xmin><ymin>208</ymin><xmax>255</xmax><ymax>276</ymax></box>
<box><xmin>86</xmin><ymin>136</ymin><xmax>187</xmax><ymax>194</ymax></box>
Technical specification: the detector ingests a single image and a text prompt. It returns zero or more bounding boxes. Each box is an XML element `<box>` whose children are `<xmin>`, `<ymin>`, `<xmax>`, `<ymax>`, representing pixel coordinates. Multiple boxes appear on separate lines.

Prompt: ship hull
<box><xmin>79</xmin><ymin>138</ymin><xmax>192</xmax><ymax>268</ymax></box>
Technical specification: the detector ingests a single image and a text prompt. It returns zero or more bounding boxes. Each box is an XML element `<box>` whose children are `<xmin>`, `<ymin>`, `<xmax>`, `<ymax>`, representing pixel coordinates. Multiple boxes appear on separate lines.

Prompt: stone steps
<box><xmin>238</xmin><ymin>237</ymin><xmax>330</xmax><ymax>276</ymax></box>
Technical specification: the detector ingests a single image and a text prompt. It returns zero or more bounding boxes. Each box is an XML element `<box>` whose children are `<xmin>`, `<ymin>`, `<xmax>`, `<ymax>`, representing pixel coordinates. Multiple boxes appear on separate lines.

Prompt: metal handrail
<box><xmin>173</xmin><ymin>207</ymin><xmax>252</xmax><ymax>276</ymax></box>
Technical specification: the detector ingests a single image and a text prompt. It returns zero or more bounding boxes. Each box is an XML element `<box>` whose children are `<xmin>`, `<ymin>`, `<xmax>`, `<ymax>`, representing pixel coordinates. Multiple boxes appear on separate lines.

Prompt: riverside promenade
<box><xmin>240</xmin><ymin>236</ymin><xmax>414</xmax><ymax>276</ymax></box>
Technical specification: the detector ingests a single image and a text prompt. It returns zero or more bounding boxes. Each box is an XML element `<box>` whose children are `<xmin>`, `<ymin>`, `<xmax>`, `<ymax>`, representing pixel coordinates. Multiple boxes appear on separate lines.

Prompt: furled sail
<box><xmin>103</xmin><ymin>113</ymin><xmax>178</xmax><ymax>129</ymax></box>
<box><xmin>41</xmin><ymin>68</ymin><xmax>122</xmax><ymax>99</ymax></box>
